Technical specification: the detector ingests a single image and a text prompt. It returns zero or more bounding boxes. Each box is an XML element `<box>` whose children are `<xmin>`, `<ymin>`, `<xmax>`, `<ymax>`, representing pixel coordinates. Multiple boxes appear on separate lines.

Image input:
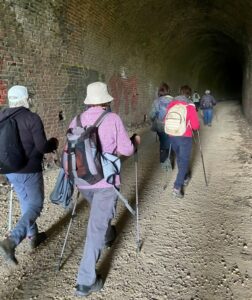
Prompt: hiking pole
<box><xmin>196</xmin><ymin>130</ymin><xmax>208</xmax><ymax>186</ymax></box>
<box><xmin>57</xmin><ymin>194</ymin><xmax>78</xmax><ymax>271</ymax></box>
<box><xmin>8</xmin><ymin>184</ymin><xmax>13</xmax><ymax>232</ymax></box>
<box><xmin>163</xmin><ymin>144</ymin><xmax>172</xmax><ymax>190</ymax></box>
<box><xmin>134</xmin><ymin>149</ymin><xmax>142</xmax><ymax>252</ymax></box>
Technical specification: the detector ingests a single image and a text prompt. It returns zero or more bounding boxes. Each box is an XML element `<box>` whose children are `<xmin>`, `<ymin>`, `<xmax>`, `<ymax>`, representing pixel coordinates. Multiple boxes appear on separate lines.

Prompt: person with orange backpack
<box><xmin>164</xmin><ymin>85</ymin><xmax>200</xmax><ymax>198</ymax></box>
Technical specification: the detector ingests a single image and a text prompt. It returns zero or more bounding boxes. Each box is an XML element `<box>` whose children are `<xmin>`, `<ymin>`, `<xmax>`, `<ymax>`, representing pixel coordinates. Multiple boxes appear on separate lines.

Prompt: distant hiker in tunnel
<box><xmin>149</xmin><ymin>82</ymin><xmax>175</xmax><ymax>169</ymax></box>
<box><xmin>164</xmin><ymin>85</ymin><xmax>200</xmax><ymax>198</ymax></box>
<box><xmin>192</xmin><ymin>90</ymin><xmax>200</xmax><ymax>111</ymax></box>
<box><xmin>0</xmin><ymin>85</ymin><xmax>59</xmax><ymax>265</ymax></box>
<box><xmin>66</xmin><ymin>82</ymin><xmax>140</xmax><ymax>297</ymax></box>
<box><xmin>200</xmin><ymin>89</ymin><xmax>217</xmax><ymax>126</ymax></box>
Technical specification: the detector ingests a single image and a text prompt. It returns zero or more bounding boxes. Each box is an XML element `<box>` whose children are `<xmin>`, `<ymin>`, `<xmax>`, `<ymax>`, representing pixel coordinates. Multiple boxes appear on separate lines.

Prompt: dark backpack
<box><xmin>0</xmin><ymin>111</ymin><xmax>27</xmax><ymax>174</ymax></box>
<box><xmin>200</xmin><ymin>95</ymin><xmax>216</xmax><ymax>109</ymax></box>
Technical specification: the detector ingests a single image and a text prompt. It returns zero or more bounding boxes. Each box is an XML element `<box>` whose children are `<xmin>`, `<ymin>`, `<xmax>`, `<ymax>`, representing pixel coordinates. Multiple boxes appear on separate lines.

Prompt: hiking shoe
<box><xmin>75</xmin><ymin>275</ymin><xmax>104</xmax><ymax>297</ymax></box>
<box><xmin>0</xmin><ymin>238</ymin><xmax>18</xmax><ymax>265</ymax></box>
<box><xmin>105</xmin><ymin>225</ymin><xmax>117</xmax><ymax>248</ymax></box>
<box><xmin>29</xmin><ymin>232</ymin><xmax>47</xmax><ymax>249</ymax></box>
<box><xmin>172</xmin><ymin>188</ymin><xmax>184</xmax><ymax>199</ymax></box>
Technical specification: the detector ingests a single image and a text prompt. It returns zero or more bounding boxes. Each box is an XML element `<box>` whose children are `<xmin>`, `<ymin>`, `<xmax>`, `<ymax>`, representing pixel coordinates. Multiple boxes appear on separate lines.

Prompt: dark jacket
<box><xmin>0</xmin><ymin>107</ymin><xmax>55</xmax><ymax>173</ymax></box>
<box><xmin>200</xmin><ymin>95</ymin><xmax>216</xmax><ymax>109</ymax></box>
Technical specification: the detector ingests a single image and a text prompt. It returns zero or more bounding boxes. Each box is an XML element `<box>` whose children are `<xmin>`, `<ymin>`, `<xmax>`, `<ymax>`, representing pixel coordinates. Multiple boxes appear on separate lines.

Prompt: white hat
<box><xmin>84</xmin><ymin>82</ymin><xmax>113</xmax><ymax>105</ymax></box>
<box><xmin>8</xmin><ymin>85</ymin><xmax>29</xmax><ymax>108</ymax></box>
<box><xmin>205</xmin><ymin>89</ymin><xmax>211</xmax><ymax>94</ymax></box>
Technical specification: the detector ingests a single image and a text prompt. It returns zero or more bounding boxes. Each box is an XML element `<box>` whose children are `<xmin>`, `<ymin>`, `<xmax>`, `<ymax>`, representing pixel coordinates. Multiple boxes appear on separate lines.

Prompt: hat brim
<box><xmin>84</xmin><ymin>95</ymin><xmax>113</xmax><ymax>105</ymax></box>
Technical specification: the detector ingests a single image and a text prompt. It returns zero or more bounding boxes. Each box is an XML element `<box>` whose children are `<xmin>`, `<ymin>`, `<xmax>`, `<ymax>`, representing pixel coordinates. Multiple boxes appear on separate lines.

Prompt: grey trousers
<box><xmin>77</xmin><ymin>187</ymin><xmax>117</xmax><ymax>286</ymax></box>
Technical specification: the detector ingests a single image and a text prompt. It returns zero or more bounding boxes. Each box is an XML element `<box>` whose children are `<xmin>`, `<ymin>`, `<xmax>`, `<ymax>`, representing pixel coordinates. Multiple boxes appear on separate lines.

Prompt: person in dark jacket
<box><xmin>200</xmin><ymin>90</ymin><xmax>217</xmax><ymax>126</ymax></box>
<box><xmin>0</xmin><ymin>85</ymin><xmax>58</xmax><ymax>265</ymax></box>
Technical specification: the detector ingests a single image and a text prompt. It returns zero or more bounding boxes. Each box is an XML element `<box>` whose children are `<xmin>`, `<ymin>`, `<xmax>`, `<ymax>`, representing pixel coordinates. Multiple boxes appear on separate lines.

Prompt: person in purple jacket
<box><xmin>68</xmin><ymin>82</ymin><xmax>140</xmax><ymax>297</ymax></box>
<box><xmin>0</xmin><ymin>85</ymin><xmax>58</xmax><ymax>265</ymax></box>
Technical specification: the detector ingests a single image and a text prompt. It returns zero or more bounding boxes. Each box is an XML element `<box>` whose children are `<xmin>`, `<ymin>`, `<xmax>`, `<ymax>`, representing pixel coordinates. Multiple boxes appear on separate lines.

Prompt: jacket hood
<box><xmin>0</xmin><ymin>107</ymin><xmax>28</xmax><ymax>122</ymax></box>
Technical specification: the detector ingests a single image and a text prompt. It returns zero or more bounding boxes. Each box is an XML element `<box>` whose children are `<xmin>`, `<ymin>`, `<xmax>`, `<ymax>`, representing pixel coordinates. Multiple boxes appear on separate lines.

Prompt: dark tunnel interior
<box><xmin>121</xmin><ymin>0</ymin><xmax>251</xmax><ymax>101</ymax></box>
<box><xmin>193</xmin><ymin>31</ymin><xmax>245</xmax><ymax>100</ymax></box>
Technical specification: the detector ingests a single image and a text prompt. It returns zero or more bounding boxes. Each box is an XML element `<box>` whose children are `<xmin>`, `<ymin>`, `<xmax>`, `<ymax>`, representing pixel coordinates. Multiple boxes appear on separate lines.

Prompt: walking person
<box><xmin>66</xmin><ymin>82</ymin><xmax>140</xmax><ymax>297</ymax></box>
<box><xmin>149</xmin><ymin>82</ymin><xmax>174</xmax><ymax>169</ymax></box>
<box><xmin>0</xmin><ymin>85</ymin><xmax>59</xmax><ymax>265</ymax></box>
<box><xmin>192</xmin><ymin>90</ymin><xmax>200</xmax><ymax>111</ymax></box>
<box><xmin>200</xmin><ymin>89</ymin><xmax>217</xmax><ymax>126</ymax></box>
<box><xmin>165</xmin><ymin>85</ymin><xmax>200</xmax><ymax>198</ymax></box>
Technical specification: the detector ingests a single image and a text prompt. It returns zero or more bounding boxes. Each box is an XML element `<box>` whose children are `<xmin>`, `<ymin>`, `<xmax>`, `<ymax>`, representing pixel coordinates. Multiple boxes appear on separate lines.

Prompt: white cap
<box><xmin>84</xmin><ymin>82</ymin><xmax>113</xmax><ymax>105</ymax></box>
<box><xmin>205</xmin><ymin>90</ymin><xmax>211</xmax><ymax>94</ymax></box>
<box><xmin>8</xmin><ymin>85</ymin><xmax>29</xmax><ymax>108</ymax></box>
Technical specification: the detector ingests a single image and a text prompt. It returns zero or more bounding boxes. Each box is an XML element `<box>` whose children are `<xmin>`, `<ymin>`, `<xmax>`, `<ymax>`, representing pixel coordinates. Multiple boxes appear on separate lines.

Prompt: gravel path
<box><xmin>0</xmin><ymin>101</ymin><xmax>251</xmax><ymax>300</ymax></box>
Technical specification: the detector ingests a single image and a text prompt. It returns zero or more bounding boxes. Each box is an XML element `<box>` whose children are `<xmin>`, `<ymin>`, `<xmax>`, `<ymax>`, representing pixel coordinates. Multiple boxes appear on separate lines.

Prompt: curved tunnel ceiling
<box><xmin>115</xmin><ymin>0</ymin><xmax>252</xmax><ymax>99</ymax></box>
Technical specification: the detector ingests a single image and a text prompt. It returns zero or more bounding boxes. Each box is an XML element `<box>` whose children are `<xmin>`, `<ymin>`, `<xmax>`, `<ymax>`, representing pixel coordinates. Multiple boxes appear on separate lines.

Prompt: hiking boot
<box><xmin>75</xmin><ymin>275</ymin><xmax>104</xmax><ymax>297</ymax></box>
<box><xmin>0</xmin><ymin>238</ymin><xmax>18</xmax><ymax>265</ymax></box>
<box><xmin>29</xmin><ymin>232</ymin><xmax>47</xmax><ymax>249</ymax></box>
<box><xmin>172</xmin><ymin>188</ymin><xmax>184</xmax><ymax>199</ymax></box>
<box><xmin>105</xmin><ymin>225</ymin><xmax>117</xmax><ymax>248</ymax></box>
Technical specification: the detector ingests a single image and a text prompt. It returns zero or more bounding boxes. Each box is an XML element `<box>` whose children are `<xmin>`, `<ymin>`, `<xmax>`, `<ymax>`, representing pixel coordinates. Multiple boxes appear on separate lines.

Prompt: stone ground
<box><xmin>0</xmin><ymin>101</ymin><xmax>251</xmax><ymax>300</ymax></box>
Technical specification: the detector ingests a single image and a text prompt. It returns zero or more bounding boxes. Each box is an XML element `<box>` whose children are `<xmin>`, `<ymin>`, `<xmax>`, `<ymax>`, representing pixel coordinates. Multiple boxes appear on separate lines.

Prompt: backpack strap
<box><xmin>76</xmin><ymin>114</ymin><xmax>82</xmax><ymax>127</ymax></box>
<box><xmin>76</xmin><ymin>110</ymin><xmax>109</xmax><ymax>128</ymax></box>
<box><xmin>93</xmin><ymin>110</ymin><xmax>109</xmax><ymax>127</ymax></box>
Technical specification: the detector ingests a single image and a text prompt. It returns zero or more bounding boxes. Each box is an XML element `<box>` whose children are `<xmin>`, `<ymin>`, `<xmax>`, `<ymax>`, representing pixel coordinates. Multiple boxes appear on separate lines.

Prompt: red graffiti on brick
<box><xmin>0</xmin><ymin>56</ymin><xmax>8</xmax><ymax>105</ymax></box>
<box><xmin>108</xmin><ymin>75</ymin><xmax>138</xmax><ymax>114</ymax></box>
<box><xmin>0</xmin><ymin>80</ymin><xmax>7</xmax><ymax>105</ymax></box>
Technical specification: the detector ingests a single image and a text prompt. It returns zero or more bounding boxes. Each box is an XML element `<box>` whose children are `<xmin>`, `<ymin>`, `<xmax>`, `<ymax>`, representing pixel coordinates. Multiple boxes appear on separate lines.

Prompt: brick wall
<box><xmin>0</xmin><ymin>0</ymin><xmax>166</xmax><ymax>145</ymax></box>
<box><xmin>2</xmin><ymin>0</ymin><xmax>250</xmax><ymax>132</ymax></box>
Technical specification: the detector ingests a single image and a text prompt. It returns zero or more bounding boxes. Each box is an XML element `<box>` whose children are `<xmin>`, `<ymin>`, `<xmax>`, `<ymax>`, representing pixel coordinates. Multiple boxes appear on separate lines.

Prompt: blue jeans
<box><xmin>77</xmin><ymin>187</ymin><xmax>117</xmax><ymax>286</ymax></box>
<box><xmin>203</xmin><ymin>109</ymin><xmax>213</xmax><ymax>125</ymax></box>
<box><xmin>170</xmin><ymin>136</ymin><xmax>192</xmax><ymax>189</ymax></box>
<box><xmin>157</xmin><ymin>131</ymin><xmax>172</xmax><ymax>163</ymax></box>
<box><xmin>6</xmin><ymin>172</ymin><xmax>44</xmax><ymax>245</ymax></box>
